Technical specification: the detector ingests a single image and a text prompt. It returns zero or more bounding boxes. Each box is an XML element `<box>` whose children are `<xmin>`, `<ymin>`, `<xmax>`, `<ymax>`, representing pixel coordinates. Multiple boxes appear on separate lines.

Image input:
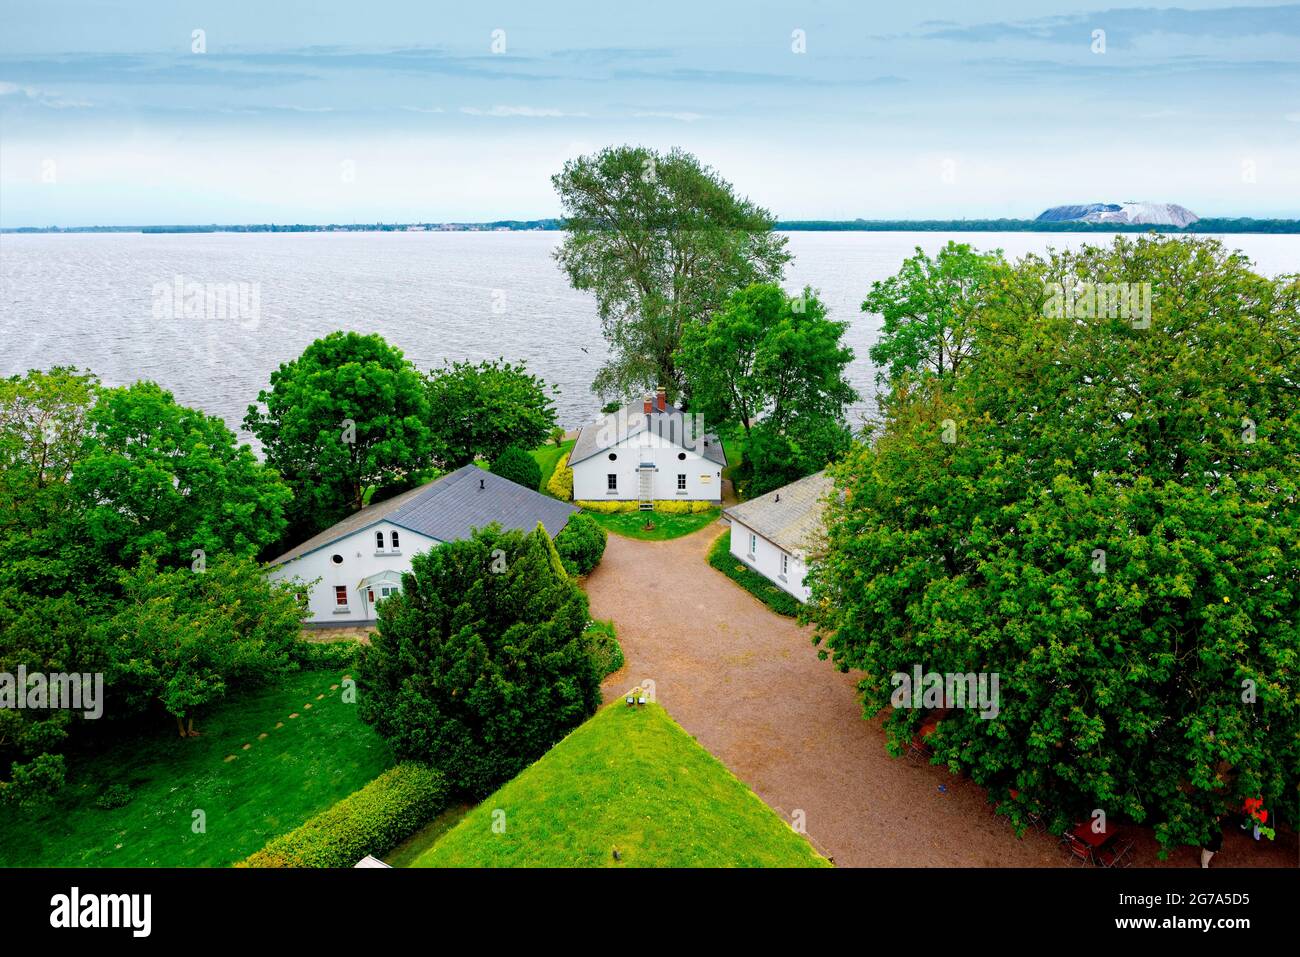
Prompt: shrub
<box><xmin>707</xmin><ymin>530</ymin><xmax>801</xmax><ymax>617</ymax></box>
<box><xmin>490</xmin><ymin>445</ymin><xmax>543</xmax><ymax>490</ymax></box>
<box><xmin>575</xmin><ymin>499</ymin><xmax>639</xmax><ymax>514</ymax></box>
<box><xmin>554</xmin><ymin>513</ymin><xmax>607</xmax><ymax>575</ymax></box>
<box><xmin>357</xmin><ymin>525</ymin><xmax>601</xmax><ymax>797</ymax></box>
<box><xmin>96</xmin><ymin>783</ymin><xmax>131</xmax><ymax>810</ymax></box>
<box><xmin>291</xmin><ymin>638</ymin><xmax>364</xmax><ymax>670</ymax></box>
<box><xmin>584</xmin><ymin>619</ymin><xmax>624</xmax><ymax>677</ymax></box>
<box><xmin>242</xmin><ymin>763</ymin><xmax>447</xmax><ymax>867</ymax></box>
<box><xmin>547</xmin><ymin>452</ymin><xmax>574</xmax><ymax>500</ymax></box>
<box><xmin>651</xmin><ymin>499</ymin><xmax>717</xmax><ymax>515</ymax></box>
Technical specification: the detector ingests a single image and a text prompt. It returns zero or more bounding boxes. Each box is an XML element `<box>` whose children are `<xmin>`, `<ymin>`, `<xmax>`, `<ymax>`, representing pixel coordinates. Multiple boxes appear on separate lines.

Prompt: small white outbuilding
<box><xmin>722</xmin><ymin>470</ymin><xmax>832</xmax><ymax>604</ymax></box>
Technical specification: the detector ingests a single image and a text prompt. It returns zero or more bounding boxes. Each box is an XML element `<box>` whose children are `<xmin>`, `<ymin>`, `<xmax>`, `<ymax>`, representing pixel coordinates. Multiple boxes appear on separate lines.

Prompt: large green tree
<box><xmin>553</xmin><ymin>145</ymin><xmax>790</xmax><ymax>400</ymax></box>
<box><xmin>245</xmin><ymin>332</ymin><xmax>434</xmax><ymax>538</ymax></box>
<box><xmin>806</xmin><ymin>236</ymin><xmax>1300</xmax><ymax>853</ymax></box>
<box><xmin>862</xmin><ymin>240</ymin><xmax>1007</xmax><ymax>384</ymax></box>
<box><xmin>77</xmin><ymin>381</ymin><xmax>289</xmax><ymax>569</ymax></box>
<box><xmin>357</xmin><ymin>524</ymin><xmax>601</xmax><ymax>796</ymax></box>
<box><xmin>678</xmin><ymin>282</ymin><xmax>856</xmax><ymax>436</ymax></box>
<box><xmin>424</xmin><ymin>359</ymin><xmax>557</xmax><ymax>468</ymax></box>
<box><xmin>105</xmin><ymin>555</ymin><xmax>307</xmax><ymax>737</ymax></box>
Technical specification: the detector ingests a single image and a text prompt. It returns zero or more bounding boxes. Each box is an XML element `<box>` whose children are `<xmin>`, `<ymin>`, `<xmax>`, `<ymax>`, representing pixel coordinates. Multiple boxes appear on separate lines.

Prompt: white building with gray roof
<box><xmin>267</xmin><ymin>464</ymin><xmax>577</xmax><ymax>625</ymax></box>
<box><xmin>722</xmin><ymin>470</ymin><xmax>833</xmax><ymax>603</ymax></box>
<box><xmin>570</xmin><ymin>388</ymin><xmax>727</xmax><ymax>508</ymax></box>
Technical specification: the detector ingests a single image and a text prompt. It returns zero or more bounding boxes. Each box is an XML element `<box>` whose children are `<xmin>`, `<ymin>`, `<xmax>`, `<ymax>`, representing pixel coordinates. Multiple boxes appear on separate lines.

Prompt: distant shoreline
<box><xmin>4</xmin><ymin>217</ymin><xmax>1300</xmax><ymax>234</ymax></box>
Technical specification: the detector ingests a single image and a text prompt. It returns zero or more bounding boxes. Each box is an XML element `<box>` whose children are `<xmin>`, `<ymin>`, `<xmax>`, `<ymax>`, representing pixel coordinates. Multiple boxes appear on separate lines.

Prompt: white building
<box><xmin>722</xmin><ymin>470</ymin><xmax>832</xmax><ymax>603</ymax></box>
<box><xmin>267</xmin><ymin>465</ymin><xmax>577</xmax><ymax>625</ymax></box>
<box><xmin>569</xmin><ymin>389</ymin><xmax>727</xmax><ymax>507</ymax></box>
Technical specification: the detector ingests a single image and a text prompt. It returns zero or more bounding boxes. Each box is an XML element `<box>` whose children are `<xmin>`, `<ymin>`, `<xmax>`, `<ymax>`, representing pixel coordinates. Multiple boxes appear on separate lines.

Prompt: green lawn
<box><xmin>0</xmin><ymin>666</ymin><xmax>394</xmax><ymax>867</ymax></box>
<box><xmin>410</xmin><ymin>701</ymin><xmax>828</xmax><ymax>867</ymax></box>
<box><xmin>707</xmin><ymin>529</ymin><xmax>802</xmax><ymax>617</ymax></box>
<box><xmin>588</xmin><ymin>506</ymin><xmax>720</xmax><ymax>541</ymax></box>
<box><xmin>530</xmin><ymin>439</ymin><xmax>575</xmax><ymax>494</ymax></box>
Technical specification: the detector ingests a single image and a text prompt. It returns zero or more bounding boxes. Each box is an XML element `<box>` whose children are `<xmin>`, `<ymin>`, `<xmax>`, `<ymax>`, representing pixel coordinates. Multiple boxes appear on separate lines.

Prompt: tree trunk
<box><xmin>176</xmin><ymin>714</ymin><xmax>187</xmax><ymax>739</ymax></box>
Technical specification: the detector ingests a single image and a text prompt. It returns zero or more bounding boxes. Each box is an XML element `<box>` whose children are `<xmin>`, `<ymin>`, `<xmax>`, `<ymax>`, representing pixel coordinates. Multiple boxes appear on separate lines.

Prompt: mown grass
<box><xmin>0</xmin><ymin>667</ymin><xmax>394</xmax><ymax>867</ymax></box>
<box><xmin>411</xmin><ymin>701</ymin><xmax>828</xmax><ymax>868</ymax></box>
<box><xmin>530</xmin><ymin>439</ymin><xmax>575</xmax><ymax>494</ymax></box>
<box><xmin>588</xmin><ymin>506</ymin><xmax>720</xmax><ymax>541</ymax></box>
<box><xmin>707</xmin><ymin>529</ymin><xmax>801</xmax><ymax>617</ymax></box>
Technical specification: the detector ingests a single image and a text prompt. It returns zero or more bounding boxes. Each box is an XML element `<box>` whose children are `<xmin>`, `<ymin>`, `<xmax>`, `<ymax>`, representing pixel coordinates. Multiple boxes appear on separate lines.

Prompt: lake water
<box><xmin>2</xmin><ymin>230</ymin><xmax>1295</xmax><ymax>446</ymax></box>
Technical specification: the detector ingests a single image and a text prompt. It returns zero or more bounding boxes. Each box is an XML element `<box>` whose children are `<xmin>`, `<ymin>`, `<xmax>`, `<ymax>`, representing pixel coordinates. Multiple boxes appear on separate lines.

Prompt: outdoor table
<box><xmin>1071</xmin><ymin>821</ymin><xmax>1117</xmax><ymax>851</ymax></box>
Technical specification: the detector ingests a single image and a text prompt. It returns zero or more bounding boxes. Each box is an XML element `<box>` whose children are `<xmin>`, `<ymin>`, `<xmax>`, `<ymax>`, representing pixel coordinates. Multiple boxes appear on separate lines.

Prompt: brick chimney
<box><xmin>655</xmin><ymin>386</ymin><xmax>667</xmax><ymax>412</ymax></box>
<box><xmin>643</xmin><ymin>393</ymin><xmax>653</xmax><ymax>414</ymax></box>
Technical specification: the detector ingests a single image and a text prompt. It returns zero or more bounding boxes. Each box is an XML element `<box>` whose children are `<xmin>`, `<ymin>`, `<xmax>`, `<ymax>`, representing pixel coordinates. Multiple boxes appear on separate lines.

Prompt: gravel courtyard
<box><xmin>586</xmin><ymin>521</ymin><xmax>1296</xmax><ymax>869</ymax></box>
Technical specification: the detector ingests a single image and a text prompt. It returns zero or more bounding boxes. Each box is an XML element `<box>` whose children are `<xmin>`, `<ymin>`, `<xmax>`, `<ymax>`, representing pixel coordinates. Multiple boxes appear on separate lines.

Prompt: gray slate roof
<box><xmin>268</xmin><ymin>464</ymin><xmax>578</xmax><ymax>566</ymax></box>
<box><xmin>570</xmin><ymin>401</ymin><xmax>727</xmax><ymax>467</ymax></box>
<box><xmin>722</xmin><ymin>470</ymin><xmax>833</xmax><ymax>556</ymax></box>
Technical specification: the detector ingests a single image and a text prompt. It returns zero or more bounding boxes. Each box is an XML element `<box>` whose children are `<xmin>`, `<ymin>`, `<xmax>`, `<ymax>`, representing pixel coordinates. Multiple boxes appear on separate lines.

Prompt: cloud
<box><xmin>0</xmin><ymin>80</ymin><xmax>91</xmax><ymax>108</ymax></box>
<box><xmin>632</xmin><ymin>110</ymin><xmax>705</xmax><ymax>122</ymax></box>
<box><xmin>459</xmin><ymin>105</ymin><xmax>589</xmax><ymax>117</ymax></box>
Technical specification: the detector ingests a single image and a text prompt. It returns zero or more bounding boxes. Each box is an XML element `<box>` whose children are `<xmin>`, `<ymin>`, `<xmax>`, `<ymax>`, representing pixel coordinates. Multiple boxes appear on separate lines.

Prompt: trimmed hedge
<box><xmin>546</xmin><ymin>452</ymin><xmax>574</xmax><ymax>500</ymax></box>
<box><xmin>242</xmin><ymin>763</ymin><xmax>448</xmax><ymax>868</ymax></box>
<box><xmin>576</xmin><ymin>499</ymin><xmax>715</xmax><ymax>515</ymax></box>
<box><xmin>584</xmin><ymin>619</ymin><xmax>625</xmax><ymax>677</ymax></box>
<box><xmin>707</xmin><ymin>530</ymin><xmax>801</xmax><ymax>617</ymax></box>
<box><xmin>491</xmin><ymin>445</ymin><xmax>543</xmax><ymax>491</ymax></box>
<box><xmin>555</xmin><ymin>512</ymin><xmax>607</xmax><ymax>575</ymax></box>
<box><xmin>291</xmin><ymin>638</ymin><xmax>364</xmax><ymax>670</ymax></box>
<box><xmin>576</xmin><ymin>499</ymin><xmax>640</xmax><ymax>514</ymax></box>
<box><xmin>652</xmin><ymin>499</ymin><xmax>716</xmax><ymax>514</ymax></box>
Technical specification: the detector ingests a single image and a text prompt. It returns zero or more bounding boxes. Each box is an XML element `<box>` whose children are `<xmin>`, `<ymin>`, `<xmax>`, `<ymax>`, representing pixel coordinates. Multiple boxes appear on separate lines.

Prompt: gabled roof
<box><xmin>570</xmin><ymin>401</ymin><xmax>727</xmax><ymax>467</ymax></box>
<box><xmin>268</xmin><ymin>464</ymin><xmax>578</xmax><ymax>566</ymax></box>
<box><xmin>723</xmin><ymin>470</ymin><xmax>833</xmax><ymax>556</ymax></box>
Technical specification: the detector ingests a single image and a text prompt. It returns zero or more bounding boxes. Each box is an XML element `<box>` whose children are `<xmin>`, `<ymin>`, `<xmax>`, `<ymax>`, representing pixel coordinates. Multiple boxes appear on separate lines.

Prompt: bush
<box><xmin>651</xmin><ymin>499</ymin><xmax>716</xmax><ymax>514</ymax></box>
<box><xmin>554</xmin><ymin>513</ymin><xmax>607</xmax><ymax>575</ymax></box>
<box><xmin>546</xmin><ymin>452</ymin><xmax>574</xmax><ymax>500</ymax></box>
<box><xmin>357</xmin><ymin>525</ymin><xmax>602</xmax><ymax>797</ymax></box>
<box><xmin>242</xmin><ymin>763</ymin><xmax>447</xmax><ymax>867</ymax></box>
<box><xmin>291</xmin><ymin>638</ymin><xmax>364</xmax><ymax>670</ymax></box>
<box><xmin>575</xmin><ymin>499</ymin><xmax>639</xmax><ymax>514</ymax></box>
<box><xmin>490</xmin><ymin>445</ymin><xmax>543</xmax><ymax>490</ymax></box>
<box><xmin>707</xmin><ymin>530</ymin><xmax>801</xmax><ymax>617</ymax></box>
<box><xmin>584</xmin><ymin>619</ymin><xmax>624</xmax><ymax>677</ymax></box>
<box><xmin>96</xmin><ymin>783</ymin><xmax>132</xmax><ymax>810</ymax></box>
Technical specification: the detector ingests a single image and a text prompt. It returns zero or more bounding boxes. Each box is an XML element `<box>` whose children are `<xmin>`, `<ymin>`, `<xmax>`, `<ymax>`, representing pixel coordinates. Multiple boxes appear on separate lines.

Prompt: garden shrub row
<box><xmin>241</xmin><ymin>763</ymin><xmax>448</xmax><ymax>867</ymax></box>
<box><xmin>546</xmin><ymin>452</ymin><xmax>573</xmax><ymax>500</ymax></box>
<box><xmin>707</xmin><ymin>530</ymin><xmax>801</xmax><ymax>617</ymax></box>
<box><xmin>576</xmin><ymin>500</ymin><xmax>715</xmax><ymax>515</ymax></box>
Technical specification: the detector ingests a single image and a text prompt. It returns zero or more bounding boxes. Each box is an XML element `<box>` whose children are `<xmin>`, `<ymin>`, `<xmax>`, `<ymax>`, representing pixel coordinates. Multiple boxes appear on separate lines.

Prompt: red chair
<box><xmin>1062</xmin><ymin>832</ymin><xmax>1094</xmax><ymax>866</ymax></box>
<box><xmin>1097</xmin><ymin>838</ymin><xmax>1134</xmax><ymax>868</ymax></box>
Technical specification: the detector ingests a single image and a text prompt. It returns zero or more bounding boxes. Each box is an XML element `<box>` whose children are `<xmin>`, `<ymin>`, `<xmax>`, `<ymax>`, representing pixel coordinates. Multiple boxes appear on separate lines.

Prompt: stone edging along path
<box><xmin>584</xmin><ymin>521</ymin><xmax>1297</xmax><ymax>869</ymax></box>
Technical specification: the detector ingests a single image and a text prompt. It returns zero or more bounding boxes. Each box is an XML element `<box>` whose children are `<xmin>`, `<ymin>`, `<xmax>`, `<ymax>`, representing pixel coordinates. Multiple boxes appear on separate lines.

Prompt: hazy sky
<box><xmin>2</xmin><ymin>1</ymin><xmax>1298</xmax><ymax>225</ymax></box>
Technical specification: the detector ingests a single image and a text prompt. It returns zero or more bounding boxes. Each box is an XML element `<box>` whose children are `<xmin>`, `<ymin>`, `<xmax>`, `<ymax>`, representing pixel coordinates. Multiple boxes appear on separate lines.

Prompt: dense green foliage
<box><xmin>553</xmin><ymin>145</ymin><xmax>789</xmax><ymax>400</ymax></box>
<box><xmin>424</xmin><ymin>358</ymin><xmax>558</xmax><ymax>468</ymax></box>
<box><xmin>707</xmin><ymin>530</ymin><xmax>801</xmax><ymax>617</ymax></box>
<box><xmin>0</xmin><ymin>368</ymin><xmax>300</xmax><ymax>805</ymax></box>
<box><xmin>554</xmin><ymin>512</ymin><xmax>607</xmax><ymax>575</ymax></box>
<box><xmin>243</xmin><ymin>763</ymin><xmax>448</xmax><ymax>868</ymax></box>
<box><xmin>679</xmin><ymin>282</ymin><xmax>855</xmax><ymax>498</ymax></box>
<box><xmin>414</xmin><ymin>702</ymin><xmax>828</xmax><ymax>867</ymax></box>
<box><xmin>489</xmin><ymin>444</ymin><xmax>543</xmax><ymax>490</ymax></box>
<box><xmin>0</xmin><ymin>667</ymin><xmax>393</xmax><ymax>866</ymax></box>
<box><xmin>806</xmin><ymin>236</ymin><xmax>1300</xmax><ymax>852</ymax></box>
<box><xmin>357</xmin><ymin>524</ymin><xmax>602</xmax><ymax>797</ymax></box>
<box><xmin>583</xmin><ymin>619</ymin><xmax>624</xmax><ymax>678</ymax></box>
<box><xmin>244</xmin><ymin>331</ymin><xmax>435</xmax><ymax>539</ymax></box>
<box><xmin>862</xmin><ymin>241</ymin><xmax>1007</xmax><ymax>382</ymax></box>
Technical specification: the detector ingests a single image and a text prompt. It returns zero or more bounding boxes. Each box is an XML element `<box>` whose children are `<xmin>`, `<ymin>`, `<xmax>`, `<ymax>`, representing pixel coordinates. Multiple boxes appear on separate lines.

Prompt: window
<box><xmin>331</xmin><ymin>554</ymin><xmax>344</xmax><ymax>565</ymax></box>
<box><xmin>749</xmin><ymin>533</ymin><xmax>757</xmax><ymax>556</ymax></box>
<box><xmin>677</xmin><ymin>451</ymin><xmax>686</xmax><ymax>460</ymax></box>
<box><xmin>677</xmin><ymin>473</ymin><xmax>687</xmax><ymax>491</ymax></box>
<box><xmin>375</xmin><ymin>531</ymin><xmax>385</xmax><ymax>549</ymax></box>
<box><xmin>607</xmin><ymin>473</ymin><xmax>618</xmax><ymax>491</ymax></box>
<box><xmin>390</xmin><ymin>530</ymin><xmax>400</xmax><ymax>549</ymax></box>
<box><xmin>333</xmin><ymin>586</ymin><xmax>348</xmax><ymax>607</ymax></box>
<box><xmin>608</xmin><ymin>452</ymin><xmax>618</xmax><ymax>461</ymax></box>
<box><xmin>780</xmin><ymin>553</ymin><xmax>789</xmax><ymax>577</ymax></box>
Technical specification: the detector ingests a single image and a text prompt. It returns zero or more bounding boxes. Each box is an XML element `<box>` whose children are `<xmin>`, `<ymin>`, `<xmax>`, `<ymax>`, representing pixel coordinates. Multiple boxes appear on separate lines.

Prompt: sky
<box><xmin>1</xmin><ymin>0</ymin><xmax>1298</xmax><ymax>226</ymax></box>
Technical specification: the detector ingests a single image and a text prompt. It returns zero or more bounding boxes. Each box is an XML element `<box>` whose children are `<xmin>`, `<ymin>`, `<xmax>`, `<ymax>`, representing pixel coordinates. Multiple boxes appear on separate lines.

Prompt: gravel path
<box><xmin>588</xmin><ymin>521</ymin><xmax>1297</xmax><ymax>868</ymax></box>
